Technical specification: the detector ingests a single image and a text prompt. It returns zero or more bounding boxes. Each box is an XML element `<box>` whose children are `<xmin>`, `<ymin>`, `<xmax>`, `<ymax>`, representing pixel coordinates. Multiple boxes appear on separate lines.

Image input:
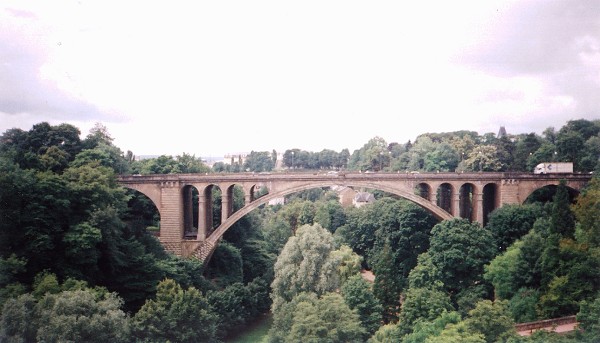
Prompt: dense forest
<box><xmin>1</xmin><ymin>119</ymin><xmax>600</xmax><ymax>342</ymax></box>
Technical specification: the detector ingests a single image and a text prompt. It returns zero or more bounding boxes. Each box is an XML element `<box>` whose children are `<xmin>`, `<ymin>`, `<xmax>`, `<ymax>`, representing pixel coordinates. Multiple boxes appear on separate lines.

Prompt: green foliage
<box><xmin>402</xmin><ymin>311</ymin><xmax>461</xmax><ymax>343</ymax></box>
<box><xmin>0</xmin><ymin>254</ymin><xmax>27</xmax><ymax>307</ymax></box>
<box><xmin>207</xmin><ymin>279</ymin><xmax>271</xmax><ymax>340</ymax></box>
<box><xmin>485</xmin><ymin>240</ymin><xmax>524</xmax><ymax>300</ymax></box>
<box><xmin>455</xmin><ymin>284</ymin><xmax>491</xmax><ymax>317</ymax></box>
<box><xmin>243</xmin><ymin>150</ymin><xmax>275</xmax><ymax>172</ymax></box>
<box><xmin>486</xmin><ymin>204</ymin><xmax>542</xmax><ymax>251</ymax></box>
<box><xmin>1</xmin><ymin>282</ymin><xmax>129</xmax><ymax>343</ymax></box>
<box><xmin>131</xmin><ymin>153</ymin><xmax>210</xmax><ymax>174</ymax></box>
<box><xmin>132</xmin><ymin>278</ymin><xmax>218</xmax><ymax>343</ymax></box>
<box><xmin>428</xmin><ymin>219</ymin><xmax>496</xmax><ymax>296</ymax></box>
<box><xmin>341</xmin><ymin>274</ymin><xmax>383</xmax><ymax>335</ymax></box>
<box><xmin>337</xmin><ymin>197</ymin><xmax>437</xmax><ymax>291</ymax></box>
<box><xmin>204</xmin><ymin>241</ymin><xmax>244</xmax><ymax>288</ymax></box>
<box><xmin>463</xmin><ymin>145</ymin><xmax>503</xmax><ymax>172</ymax></box>
<box><xmin>398</xmin><ymin>286</ymin><xmax>454</xmax><ymax>335</ymax></box>
<box><xmin>314</xmin><ymin>199</ymin><xmax>346</xmax><ymax>233</ymax></box>
<box><xmin>398</xmin><ymin>252</ymin><xmax>454</xmax><ymax>335</ymax></box>
<box><xmin>550</xmin><ymin>180</ymin><xmax>575</xmax><ymax>238</ymax></box>
<box><xmin>508</xmin><ymin>288</ymin><xmax>540</xmax><ymax>323</ymax></box>
<box><xmin>538</xmin><ymin>275</ymin><xmax>580</xmax><ymax>318</ymax></box>
<box><xmin>0</xmin><ymin>293</ymin><xmax>37</xmax><ymax>342</ymax></box>
<box><xmin>32</xmin><ymin>271</ymin><xmax>61</xmax><ymax>299</ymax></box>
<box><xmin>372</xmin><ymin>241</ymin><xmax>402</xmax><ymax>323</ymax></box>
<box><xmin>331</xmin><ymin>245</ymin><xmax>363</xmax><ymax>285</ymax></box>
<box><xmin>425</xmin><ymin>321</ymin><xmax>485</xmax><ymax>343</ymax></box>
<box><xmin>368</xmin><ymin>323</ymin><xmax>402</xmax><ymax>343</ymax></box>
<box><xmin>463</xmin><ymin>300</ymin><xmax>516</xmax><ymax>343</ymax></box>
<box><xmin>348</xmin><ymin>136</ymin><xmax>389</xmax><ymax>172</ymax></box>
<box><xmin>577</xmin><ymin>294</ymin><xmax>600</xmax><ymax>337</ymax></box>
<box><xmin>71</xmin><ymin>142</ymin><xmax>129</xmax><ymax>173</ymax></box>
<box><xmin>270</xmin><ymin>223</ymin><xmax>340</xmax><ymax>310</ymax></box>
<box><xmin>270</xmin><ymin>292</ymin><xmax>366</xmax><ymax>343</ymax></box>
<box><xmin>572</xmin><ymin>177</ymin><xmax>600</xmax><ymax>247</ymax></box>
<box><xmin>36</xmin><ymin>290</ymin><xmax>130</xmax><ymax>343</ymax></box>
<box><xmin>156</xmin><ymin>255</ymin><xmax>213</xmax><ymax>292</ymax></box>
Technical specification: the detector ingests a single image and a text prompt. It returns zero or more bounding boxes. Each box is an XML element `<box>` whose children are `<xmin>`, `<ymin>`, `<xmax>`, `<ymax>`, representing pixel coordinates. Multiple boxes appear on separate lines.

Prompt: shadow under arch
<box><xmin>124</xmin><ymin>188</ymin><xmax>161</xmax><ymax>236</ymax></box>
<box><xmin>205</xmin><ymin>181</ymin><xmax>454</xmax><ymax>245</ymax></box>
<box><xmin>523</xmin><ymin>184</ymin><xmax>580</xmax><ymax>204</ymax></box>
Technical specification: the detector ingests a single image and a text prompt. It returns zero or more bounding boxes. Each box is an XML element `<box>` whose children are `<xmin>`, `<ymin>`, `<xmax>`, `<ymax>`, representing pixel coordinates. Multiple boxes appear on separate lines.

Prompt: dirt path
<box><xmin>361</xmin><ymin>269</ymin><xmax>375</xmax><ymax>282</ymax></box>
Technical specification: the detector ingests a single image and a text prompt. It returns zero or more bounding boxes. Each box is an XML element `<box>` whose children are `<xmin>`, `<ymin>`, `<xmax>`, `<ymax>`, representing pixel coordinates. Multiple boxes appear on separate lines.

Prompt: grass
<box><xmin>225</xmin><ymin>314</ymin><xmax>272</xmax><ymax>343</ymax></box>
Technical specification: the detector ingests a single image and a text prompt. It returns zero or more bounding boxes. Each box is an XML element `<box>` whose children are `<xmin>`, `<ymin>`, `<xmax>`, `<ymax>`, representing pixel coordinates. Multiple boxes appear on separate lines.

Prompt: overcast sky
<box><xmin>1</xmin><ymin>1</ymin><xmax>599</xmax><ymax>157</ymax></box>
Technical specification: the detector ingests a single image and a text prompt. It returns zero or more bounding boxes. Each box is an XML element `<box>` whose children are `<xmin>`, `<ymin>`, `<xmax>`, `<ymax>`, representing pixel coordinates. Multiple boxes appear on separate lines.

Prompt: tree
<box><xmin>272</xmin><ymin>292</ymin><xmax>367</xmax><ymax>343</ymax></box>
<box><xmin>577</xmin><ymin>294</ymin><xmax>600</xmax><ymax>337</ymax></box>
<box><xmin>463</xmin><ymin>145</ymin><xmax>502</xmax><ymax>172</ymax></box>
<box><xmin>244</xmin><ymin>150</ymin><xmax>275</xmax><ymax>172</ymax></box>
<box><xmin>132</xmin><ymin>278</ymin><xmax>218</xmax><ymax>343</ymax></box>
<box><xmin>463</xmin><ymin>300</ymin><xmax>516</xmax><ymax>343</ymax></box>
<box><xmin>368</xmin><ymin>323</ymin><xmax>402</xmax><ymax>343</ymax></box>
<box><xmin>426</xmin><ymin>322</ymin><xmax>485</xmax><ymax>343</ymax></box>
<box><xmin>0</xmin><ymin>294</ymin><xmax>37</xmax><ymax>342</ymax></box>
<box><xmin>398</xmin><ymin>286</ymin><xmax>454</xmax><ymax>335</ymax></box>
<box><xmin>204</xmin><ymin>241</ymin><xmax>243</xmax><ymax>288</ymax></box>
<box><xmin>572</xmin><ymin>177</ymin><xmax>600</xmax><ymax>247</ymax></box>
<box><xmin>331</xmin><ymin>245</ymin><xmax>363</xmax><ymax>285</ymax></box>
<box><xmin>484</xmin><ymin>240</ymin><xmax>524</xmax><ymax>300</ymax></box>
<box><xmin>508</xmin><ymin>288</ymin><xmax>540</xmax><ymax>323</ymax></box>
<box><xmin>428</xmin><ymin>219</ymin><xmax>496</xmax><ymax>296</ymax></box>
<box><xmin>486</xmin><ymin>203</ymin><xmax>542</xmax><ymax>252</ymax></box>
<box><xmin>35</xmin><ymin>289</ymin><xmax>130</xmax><ymax>343</ymax></box>
<box><xmin>341</xmin><ymin>274</ymin><xmax>383</xmax><ymax>335</ymax></box>
<box><xmin>372</xmin><ymin>241</ymin><xmax>402</xmax><ymax>323</ymax></box>
<box><xmin>402</xmin><ymin>311</ymin><xmax>462</xmax><ymax>343</ymax></box>
<box><xmin>550</xmin><ymin>180</ymin><xmax>575</xmax><ymax>238</ymax></box>
<box><xmin>270</xmin><ymin>223</ymin><xmax>340</xmax><ymax>311</ymax></box>
<box><xmin>348</xmin><ymin>136</ymin><xmax>389</xmax><ymax>171</ymax></box>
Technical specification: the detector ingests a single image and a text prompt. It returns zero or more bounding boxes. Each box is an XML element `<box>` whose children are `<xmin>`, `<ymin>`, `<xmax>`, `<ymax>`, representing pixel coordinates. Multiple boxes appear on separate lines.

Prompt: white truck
<box><xmin>534</xmin><ymin>162</ymin><xmax>573</xmax><ymax>174</ymax></box>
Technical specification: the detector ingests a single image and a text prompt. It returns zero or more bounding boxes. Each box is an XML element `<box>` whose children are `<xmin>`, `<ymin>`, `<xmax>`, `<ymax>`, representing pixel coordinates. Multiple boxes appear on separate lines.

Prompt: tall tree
<box><xmin>132</xmin><ymin>278</ymin><xmax>218</xmax><ymax>343</ymax></box>
<box><xmin>428</xmin><ymin>219</ymin><xmax>496</xmax><ymax>296</ymax></box>
<box><xmin>270</xmin><ymin>223</ymin><xmax>340</xmax><ymax>310</ymax></box>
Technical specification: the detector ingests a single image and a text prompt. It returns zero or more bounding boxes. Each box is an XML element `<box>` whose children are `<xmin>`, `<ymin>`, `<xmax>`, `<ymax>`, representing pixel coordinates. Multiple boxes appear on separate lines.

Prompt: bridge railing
<box><xmin>515</xmin><ymin>315</ymin><xmax>577</xmax><ymax>333</ymax></box>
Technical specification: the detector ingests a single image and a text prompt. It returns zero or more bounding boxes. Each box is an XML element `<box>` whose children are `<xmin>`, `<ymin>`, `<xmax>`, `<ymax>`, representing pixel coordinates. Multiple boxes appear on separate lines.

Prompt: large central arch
<box><xmin>206</xmin><ymin>181</ymin><xmax>454</xmax><ymax>246</ymax></box>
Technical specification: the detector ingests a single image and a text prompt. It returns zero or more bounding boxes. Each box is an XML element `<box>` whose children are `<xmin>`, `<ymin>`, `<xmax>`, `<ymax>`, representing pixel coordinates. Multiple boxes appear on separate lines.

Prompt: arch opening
<box><xmin>124</xmin><ymin>189</ymin><xmax>161</xmax><ymax>237</ymax></box>
<box><xmin>459</xmin><ymin>183</ymin><xmax>475</xmax><ymax>222</ymax></box>
<box><xmin>482</xmin><ymin>183</ymin><xmax>498</xmax><ymax>227</ymax></box>
<box><xmin>208</xmin><ymin>185</ymin><xmax>222</xmax><ymax>233</ymax></box>
<box><xmin>182</xmin><ymin>185</ymin><xmax>200</xmax><ymax>239</ymax></box>
<box><xmin>251</xmin><ymin>183</ymin><xmax>270</xmax><ymax>202</ymax></box>
<box><xmin>524</xmin><ymin>185</ymin><xmax>580</xmax><ymax>204</ymax></box>
<box><xmin>436</xmin><ymin>183</ymin><xmax>453</xmax><ymax>214</ymax></box>
<box><xmin>416</xmin><ymin>183</ymin><xmax>431</xmax><ymax>201</ymax></box>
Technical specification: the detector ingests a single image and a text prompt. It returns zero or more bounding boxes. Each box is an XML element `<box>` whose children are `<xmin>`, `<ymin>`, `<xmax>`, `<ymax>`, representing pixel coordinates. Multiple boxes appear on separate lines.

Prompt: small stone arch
<box><xmin>459</xmin><ymin>183</ymin><xmax>476</xmax><ymax>222</ymax></box>
<box><xmin>181</xmin><ymin>184</ymin><xmax>200</xmax><ymax>238</ymax></box>
<box><xmin>416</xmin><ymin>182</ymin><xmax>432</xmax><ymax>201</ymax></box>
<box><xmin>436</xmin><ymin>183</ymin><xmax>454</xmax><ymax>214</ymax></box>
<box><xmin>482</xmin><ymin>183</ymin><xmax>498</xmax><ymax>227</ymax></box>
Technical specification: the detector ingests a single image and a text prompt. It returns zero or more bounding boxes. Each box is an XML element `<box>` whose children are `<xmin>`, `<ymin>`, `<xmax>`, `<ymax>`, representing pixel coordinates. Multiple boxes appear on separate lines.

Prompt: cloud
<box><xmin>0</xmin><ymin>6</ymin><xmax>114</xmax><ymax>122</ymax></box>
<box><xmin>458</xmin><ymin>0</ymin><xmax>600</xmax><ymax>119</ymax></box>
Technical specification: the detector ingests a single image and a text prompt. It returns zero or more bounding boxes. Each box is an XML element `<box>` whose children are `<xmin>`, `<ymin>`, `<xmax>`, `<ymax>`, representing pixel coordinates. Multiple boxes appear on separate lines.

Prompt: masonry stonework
<box><xmin>119</xmin><ymin>172</ymin><xmax>591</xmax><ymax>263</ymax></box>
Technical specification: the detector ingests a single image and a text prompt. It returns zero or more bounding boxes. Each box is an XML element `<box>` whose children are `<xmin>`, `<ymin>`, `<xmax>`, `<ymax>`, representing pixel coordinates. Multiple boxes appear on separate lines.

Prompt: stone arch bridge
<box><xmin>117</xmin><ymin>172</ymin><xmax>591</xmax><ymax>262</ymax></box>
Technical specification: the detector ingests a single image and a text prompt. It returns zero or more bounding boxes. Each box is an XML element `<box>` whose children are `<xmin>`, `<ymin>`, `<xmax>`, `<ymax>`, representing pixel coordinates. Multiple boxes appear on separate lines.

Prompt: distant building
<box><xmin>498</xmin><ymin>126</ymin><xmax>507</xmax><ymax>138</ymax></box>
<box><xmin>268</xmin><ymin>197</ymin><xmax>285</xmax><ymax>206</ymax></box>
<box><xmin>353</xmin><ymin>192</ymin><xmax>376</xmax><ymax>208</ymax></box>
